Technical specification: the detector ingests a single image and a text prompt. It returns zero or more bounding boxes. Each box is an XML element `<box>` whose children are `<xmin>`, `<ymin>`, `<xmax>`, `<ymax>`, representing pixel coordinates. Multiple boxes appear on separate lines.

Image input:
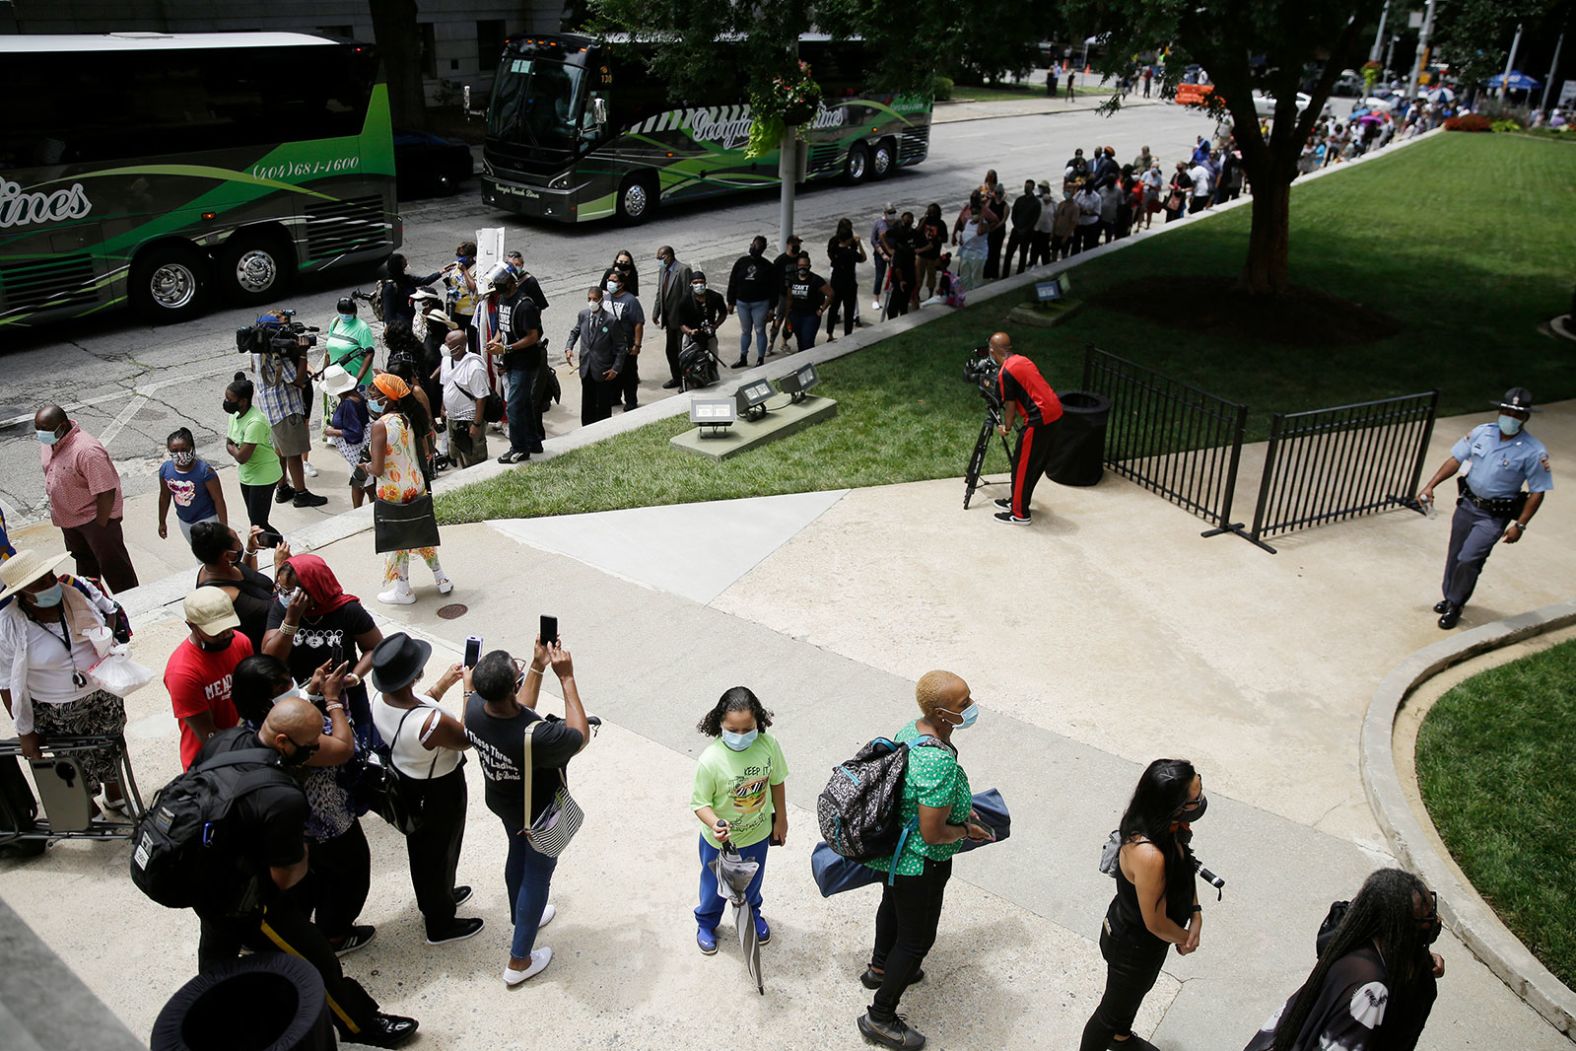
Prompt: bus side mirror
<box><xmin>591</xmin><ymin>96</ymin><xmax>609</xmax><ymax>126</ymax></box>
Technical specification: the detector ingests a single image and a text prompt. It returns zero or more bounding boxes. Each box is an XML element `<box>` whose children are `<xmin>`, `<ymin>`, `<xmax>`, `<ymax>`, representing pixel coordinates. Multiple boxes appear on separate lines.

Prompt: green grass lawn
<box><xmin>1415</xmin><ymin>638</ymin><xmax>1576</xmax><ymax>987</ymax></box>
<box><xmin>438</xmin><ymin>132</ymin><xmax>1576</xmax><ymax>524</ymax></box>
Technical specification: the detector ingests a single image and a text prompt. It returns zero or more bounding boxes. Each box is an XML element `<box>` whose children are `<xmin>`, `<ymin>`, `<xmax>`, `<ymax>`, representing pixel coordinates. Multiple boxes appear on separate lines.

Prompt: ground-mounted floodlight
<box><xmin>689</xmin><ymin>397</ymin><xmax>737</xmax><ymax>438</ymax></box>
<box><xmin>735</xmin><ymin>379</ymin><xmax>774</xmax><ymax>422</ymax></box>
<box><xmin>1034</xmin><ymin>274</ymin><xmax>1070</xmax><ymax>303</ymax></box>
<box><xmin>776</xmin><ymin>362</ymin><xmax>820</xmax><ymax>404</ymax></box>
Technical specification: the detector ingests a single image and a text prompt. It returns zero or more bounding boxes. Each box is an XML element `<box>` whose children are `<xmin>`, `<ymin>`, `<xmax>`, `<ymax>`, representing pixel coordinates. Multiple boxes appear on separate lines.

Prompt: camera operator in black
<box><xmin>482</xmin><ymin>268</ymin><xmax>545</xmax><ymax>464</ymax></box>
<box><xmin>988</xmin><ymin>331</ymin><xmax>1062</xmax><ymax>525</ymax></box>
<box><xmin>1081</xmin><ymin>759</ymin><xmax>1205</xmax><ymax>1051</ymax></box>
<box><xmin>675</xmin><ymin>271</ymin><xmax>727</xmax><ymax>388</ymax></box>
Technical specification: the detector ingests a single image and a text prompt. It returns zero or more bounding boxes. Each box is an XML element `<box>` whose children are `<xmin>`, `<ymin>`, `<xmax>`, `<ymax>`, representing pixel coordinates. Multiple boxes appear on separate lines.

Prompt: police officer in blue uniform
<box><xmin>1418</xmin><ymin>387</ymin><xmax>1552</xmax><ymax>629</ymax></box>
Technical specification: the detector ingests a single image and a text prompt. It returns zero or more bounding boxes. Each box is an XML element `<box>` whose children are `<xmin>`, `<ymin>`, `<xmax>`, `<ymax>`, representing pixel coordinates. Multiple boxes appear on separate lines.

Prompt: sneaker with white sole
<box><xmin>434</xmin><ymin>573</ymin><xmax>454</xmax><ymax>595</ymax></box>
<box><xmin>303</xmin><ymin>461</ymin><xmax>319</xmax><ymax>478</ymax></box>
<box><xmin>377</xmin><ymin>582</ymin><xmax>416</xmax><ymax>605</ymax></box>
<box><xmin>425</xmin><ymin>917</ymin><xmax>485</xmax><ymax>945</ymax></box>
<box><xmin>537</xmin><ymin>902</ymin><xmax>556</xmax><ymax>928</ymax></box>
<box><xmin>503</xmin><ymin>947</ymin><xmax>552</xmax><ymax>986</ymax></box>
<box><xmin>992</xmin><ymin>498</ymin><xmax>1012</xmax><ymax>511</ymax></box>
<box><xmin>993</xmin><ymin>511</ymin><xmax>1031</xmax><ymax>526</ymax></box>
<box><xmin>332</xmin><ymin>925</ymin><xmax>376</xmax><ymax>957</ymax></box>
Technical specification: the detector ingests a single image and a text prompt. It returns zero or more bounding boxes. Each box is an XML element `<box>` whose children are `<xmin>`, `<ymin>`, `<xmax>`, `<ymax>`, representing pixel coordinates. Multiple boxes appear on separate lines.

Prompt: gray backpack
<box><xmin>817</xmin><ymin>735</ymin><xmax>949</xmax><ymax>863</ymax></box>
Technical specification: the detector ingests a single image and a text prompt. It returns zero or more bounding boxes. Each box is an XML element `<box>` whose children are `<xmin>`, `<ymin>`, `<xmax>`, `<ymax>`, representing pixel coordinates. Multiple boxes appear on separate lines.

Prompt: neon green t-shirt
<box><xmin>690</xmin><ymin>732</ymin><xmax>789</xmax><ymax>849</ymax></box>
<box><xmin>228</xmin><ymin>406</ymin><xmax>282</xmax><ymax>487</ymax></box>
<box><xmin>326</xmin><ymin>317</ymin><xmax>375</xmax><ymax>376</ymax></box>
<box><xmin>863</xmin><ymin>721</ymin><xmax>971</xmax><ymax>876</ymax></box>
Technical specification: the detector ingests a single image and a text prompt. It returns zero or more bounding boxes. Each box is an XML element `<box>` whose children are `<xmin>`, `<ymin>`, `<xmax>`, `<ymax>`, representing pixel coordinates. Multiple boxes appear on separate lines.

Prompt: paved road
<box><xmin>0</xmin><ymin>101</ymin><xmax>1217</xmax><ymax>525</ymax></box>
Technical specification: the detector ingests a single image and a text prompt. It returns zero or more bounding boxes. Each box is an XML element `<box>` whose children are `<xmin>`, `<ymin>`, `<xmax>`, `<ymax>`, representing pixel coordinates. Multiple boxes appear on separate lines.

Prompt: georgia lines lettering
<box><xmin>0</xmin><ymin>179</ymin><xmax>92</xmax><ymax>229</ymax></box>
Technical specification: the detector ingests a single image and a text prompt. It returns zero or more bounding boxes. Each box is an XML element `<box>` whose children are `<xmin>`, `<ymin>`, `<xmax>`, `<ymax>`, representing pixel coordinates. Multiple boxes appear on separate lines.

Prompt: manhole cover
<box><xmin>436</xmin><ymin>603</ymin><xmax>469</xmax><ymax>620</ymax></box>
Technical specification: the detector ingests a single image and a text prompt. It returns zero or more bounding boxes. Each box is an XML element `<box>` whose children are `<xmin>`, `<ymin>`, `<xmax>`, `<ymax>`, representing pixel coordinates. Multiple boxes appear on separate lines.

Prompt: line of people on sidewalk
<box><xmin>0</xmin><ymin>507</ymin><xmax>1458</xmax><ymax>1051</ymax></box>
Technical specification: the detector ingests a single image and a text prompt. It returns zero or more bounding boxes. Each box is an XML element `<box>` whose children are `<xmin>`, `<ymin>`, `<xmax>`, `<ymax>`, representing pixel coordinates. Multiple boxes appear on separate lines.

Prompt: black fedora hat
<box><xmin>370</xmin><ymin>632</ymin><xmax>431</xmax><ymax>693</ymax></box>
<box><xmin>1494</xmin><ymin>387</ymin><xmax>1537</xmax><ymax>413</ymax></box>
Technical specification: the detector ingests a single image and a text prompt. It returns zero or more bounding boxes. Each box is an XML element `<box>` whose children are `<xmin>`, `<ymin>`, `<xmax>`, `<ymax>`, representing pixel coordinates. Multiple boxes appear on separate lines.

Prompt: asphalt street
<box><xmin>0</xmin><ymin>100</ymin><xmax>1218</xmax><ymax>525</ymax></box>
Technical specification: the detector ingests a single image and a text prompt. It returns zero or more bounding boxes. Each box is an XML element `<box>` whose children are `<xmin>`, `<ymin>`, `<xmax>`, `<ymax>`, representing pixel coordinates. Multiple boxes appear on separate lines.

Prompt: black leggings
<box><xmin>239</xmin><ymin>481</ymin><xmax>275</xmax><ymax>532</ymax></box>
<box><xmin>826</xmin><ymin>282</ymin><xmax>857</xmax><ymax>337</ymax></box>
<box><xmin>305</xmin><ymin>820</ymin><xmax>371</xmax><ymax>943</ymax></box>
<box><xmin>402</xmin><ymin>765</ymin><xmax>467</xmax><ymax>936</ymax></box>
<box><xmin>1080</xmin><ymin>925</ymin><xmax>1169</xmax><ymax>1050</ymax></box>
<box><xmin>868</xmin><ymin>858</ymin><xmax>952</xmax><ymax>1022</ymax></box>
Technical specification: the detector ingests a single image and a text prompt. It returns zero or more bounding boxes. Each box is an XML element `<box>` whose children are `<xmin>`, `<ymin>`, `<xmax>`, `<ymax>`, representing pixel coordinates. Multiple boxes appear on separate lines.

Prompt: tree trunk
<box><xmin>1239</xmin><ymin>176</ymin><xmax>1291</xmax><ymax>296</ymax></box>
<box><xmin>368</xmin><ymin>0</ymin><xmax>426</xmax><ymax>130</ymax></box>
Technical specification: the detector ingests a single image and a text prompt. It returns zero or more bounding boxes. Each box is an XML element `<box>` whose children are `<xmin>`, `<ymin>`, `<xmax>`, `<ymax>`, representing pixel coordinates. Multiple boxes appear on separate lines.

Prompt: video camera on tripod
<box><xmin>962</xmin><ymin>345</ymin><xmax>1013</xmax><ymax>509</ymax></box>
<box><xmin>235</xmin><ymin>309</ymin><xmax>318</xmax><ymax>356</ymax></box>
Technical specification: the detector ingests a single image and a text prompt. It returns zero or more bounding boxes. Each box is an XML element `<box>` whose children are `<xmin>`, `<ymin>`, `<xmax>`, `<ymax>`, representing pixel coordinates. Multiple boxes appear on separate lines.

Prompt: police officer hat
<box><xmin>1494</xmin><ymin>387</ymin><xmax>1537</xmax><ymax>413</ymax></box>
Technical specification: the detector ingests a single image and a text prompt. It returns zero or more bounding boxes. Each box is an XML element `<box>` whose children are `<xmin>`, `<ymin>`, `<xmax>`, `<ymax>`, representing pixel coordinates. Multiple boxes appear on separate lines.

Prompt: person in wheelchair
<box><xmin>675</xmin><ymin>271</ymin><xmax>729</xmax><ymax>391</ymax></box>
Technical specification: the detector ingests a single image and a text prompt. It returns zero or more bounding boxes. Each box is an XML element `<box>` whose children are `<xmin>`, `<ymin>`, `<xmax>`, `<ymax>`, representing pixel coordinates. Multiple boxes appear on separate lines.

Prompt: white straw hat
<box><xmin>0</xmin><ymin>550</ymin><xmax>72</xmax><ymax>602</ymax></box>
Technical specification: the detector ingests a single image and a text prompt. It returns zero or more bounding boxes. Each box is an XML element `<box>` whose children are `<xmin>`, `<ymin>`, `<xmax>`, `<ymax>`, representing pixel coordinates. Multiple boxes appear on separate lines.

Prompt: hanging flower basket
<box><xmin>746</xmin><ymin>59</ymin><xmax>822</xmax><ymax>158</ymax></box>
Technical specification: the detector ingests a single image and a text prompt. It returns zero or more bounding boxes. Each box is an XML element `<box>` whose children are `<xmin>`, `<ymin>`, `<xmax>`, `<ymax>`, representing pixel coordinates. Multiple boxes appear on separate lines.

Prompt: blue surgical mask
<box><xmin>277</xmin><ymin>592</ymin><xmax>293</xmax><ymax>611</ymax></box>
<box><xmin>945</xmin><ymin>703</ymin><xmax>980</xmax><ymax>729</ymax></box>
<box><xmin>35</xmin><ymin>427</ymin><xmax>60</xmax><ymax>446</ymax></box>
<box><xmin>1498</xmin><ymin>414</ymin><xmax>1523</xmax><ymax>437</ymax></box>
<box><xmin>30</xmin><ymin>583</ymin><xmax>64</xmax><ymax>608</ymax></box>
<box><xmin>605</xmin><ymin>279</ymin><xmax>620</xmax><ymax>293</ymax></box>
<box><xmin>721</xmin><ymin>728</ymin><xmax>759</xmax><ymax>752</ymax></box>
<box><xmin>367</xmin><ymin>398</ymin><xmax>385</xmax><ymax>414</ymax></box>
<box><xmin>338</xmin><ymin>312</ymin><xmax>355</xmax><ymax>323</ymax></box>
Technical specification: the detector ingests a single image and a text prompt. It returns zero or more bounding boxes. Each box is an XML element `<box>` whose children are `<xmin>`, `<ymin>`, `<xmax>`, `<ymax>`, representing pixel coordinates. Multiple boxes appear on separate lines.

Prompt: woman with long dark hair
<box><xmin>1080</xmin><ymin>758</ymin><xmax>1206</xmax><ymax>1051</ymax></box>
<box><xmin>1243</xmin><ymin>868</ymin><xmax>1441</xmax><ymax>1051</ymax></box>
<box><xmin>824</xmin><ymin>218</ymin><xmax>865</xmax><ymax>340</ymax></box>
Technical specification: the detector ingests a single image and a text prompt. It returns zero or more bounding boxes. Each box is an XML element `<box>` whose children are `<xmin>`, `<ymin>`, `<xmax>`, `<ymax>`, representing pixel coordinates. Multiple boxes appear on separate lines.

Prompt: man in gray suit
<box><xmin>652</xmin><ymin>245</ymin><xmax>693</xmax><ymax>390</ymax></box>
<box><xmin>565</xmin><ymin>286</ymin><xmax>629</xmax><ymax>426</ymax></box>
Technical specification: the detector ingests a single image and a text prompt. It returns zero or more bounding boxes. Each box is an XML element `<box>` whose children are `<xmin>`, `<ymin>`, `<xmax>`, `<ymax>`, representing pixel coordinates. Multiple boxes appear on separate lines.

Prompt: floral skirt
<box><xmin>32</xmin><ymin>689</ymin><xmax>127</xmax><ymax>786</ymax></box>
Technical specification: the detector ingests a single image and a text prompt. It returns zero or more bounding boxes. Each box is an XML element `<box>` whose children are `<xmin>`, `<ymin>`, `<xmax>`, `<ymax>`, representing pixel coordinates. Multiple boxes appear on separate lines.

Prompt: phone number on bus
<box><xmin>249</xmin><ymin>156</ymin><xmax>362</xmax><ymax>181</ymax></box>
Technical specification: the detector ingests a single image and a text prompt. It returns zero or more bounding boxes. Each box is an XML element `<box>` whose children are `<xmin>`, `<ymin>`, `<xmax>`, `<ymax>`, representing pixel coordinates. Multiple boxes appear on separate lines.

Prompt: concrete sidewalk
<box><xmin>3</xmin><ymin>398</ymin><xmax>1569</xmax><ymax>1048</ymax></box>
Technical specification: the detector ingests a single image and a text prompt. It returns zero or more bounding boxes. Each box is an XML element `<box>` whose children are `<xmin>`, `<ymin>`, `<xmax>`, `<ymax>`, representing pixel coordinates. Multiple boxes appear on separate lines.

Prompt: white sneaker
<box><xmin>503</xmin><ymin>947</ymin><xmax>552</xmax><ymax>986</ymax></box>
<box><xmin>870</xmin><ymin>298</ymin><xmax>881</xmax><ymax>312</ymax></box>
<box><xmin>376</xmin><ymin>582</ymin><xmax>416</xmax><ymax>606</ymax></box>
<box><xmin>537</xmin><ymin>903</ymin><xmax>556</xmax><ymax>928</ymax></box>
<box><xmin>434</xmin><ymin>573</ymin><xmax>454</xmax><ymax>595</ymax></box>
<box><xmin>303</xmin><ymin>461</ymin><xmax>319</xmax><ymax>478</ymax></box>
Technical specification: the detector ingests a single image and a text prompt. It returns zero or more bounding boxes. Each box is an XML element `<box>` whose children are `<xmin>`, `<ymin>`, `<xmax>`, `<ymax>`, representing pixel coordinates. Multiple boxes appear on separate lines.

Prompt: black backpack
<box><xmin>817</xmin><ymin>735</ymin><xmax>949</xmax><ymax>862</ymax></box>
<box><xmin>129</xmin><ymin>746</ymin><xmax>298</xmax><ymax>910</ymax></box>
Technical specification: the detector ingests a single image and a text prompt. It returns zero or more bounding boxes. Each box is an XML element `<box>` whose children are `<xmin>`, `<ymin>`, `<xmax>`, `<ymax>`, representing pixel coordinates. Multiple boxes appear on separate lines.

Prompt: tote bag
<box><xmin>373</xmin><ymin>494</ymin><xmax>441</xmax><ymax>554</ymax></box>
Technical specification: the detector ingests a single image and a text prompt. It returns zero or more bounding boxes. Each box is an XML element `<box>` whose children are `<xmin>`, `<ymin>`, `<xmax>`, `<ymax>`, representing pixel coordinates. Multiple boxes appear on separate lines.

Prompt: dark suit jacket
<box><xmin>653</xmin><ymin>260</ymin><xmax>692</xmax><ymax>328</ymax></box>
<box><xmin>566</xmin><ymin>307</ymin><xmax>629</xmax><ymax>379</ymax></box>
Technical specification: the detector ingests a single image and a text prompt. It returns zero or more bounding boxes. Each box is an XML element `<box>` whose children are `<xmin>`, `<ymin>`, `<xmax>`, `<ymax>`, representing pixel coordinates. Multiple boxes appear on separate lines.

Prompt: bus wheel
<box><xmin>617</xmin><ymin>174</ymin><xmax>658</xmax><ymax>224</ymax></box>
<box><xmin>130</xmin><ymin>243</ymin><xmax>210</xmax><ymax>323</ymax></box>
<box><xmin>845</xmin><ymin>142</ymin><xmax>870</xmax><ymax>183</ymax></box>
<box><xmin>871</xmin><ymin>138</ymin><xmax>897</xmax><ymax>180</ymax></box>
<box><xmin>220</xmin><ymin>232</ymin><xmax>292</xmax><ymax>304</ymax></box>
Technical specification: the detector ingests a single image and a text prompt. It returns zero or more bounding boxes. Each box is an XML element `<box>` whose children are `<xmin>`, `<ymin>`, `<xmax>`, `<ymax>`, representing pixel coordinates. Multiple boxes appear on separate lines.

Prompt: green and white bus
<box><xmin>479</xmin><ymin>33</ymin><xmax>933</xmax><ymax>223</ymax></box>
<box><xmin>0</xmin><ymin>32</ymin><xmax>400</xmax><ymax>328</ymax></box>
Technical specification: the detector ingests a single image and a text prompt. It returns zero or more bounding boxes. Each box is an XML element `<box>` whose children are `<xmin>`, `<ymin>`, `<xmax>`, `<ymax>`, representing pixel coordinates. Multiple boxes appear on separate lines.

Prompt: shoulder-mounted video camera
<box><xmin>236</xmin><ymin>309</ymin><xmax>318</xmax><ymax>356</ymax></box>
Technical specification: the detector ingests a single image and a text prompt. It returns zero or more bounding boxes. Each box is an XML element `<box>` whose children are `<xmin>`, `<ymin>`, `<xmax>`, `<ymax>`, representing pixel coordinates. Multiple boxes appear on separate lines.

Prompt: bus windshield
<box><xmin>487</xmin><ymin>57</ymin><xmax>586</xmax><ymax>149</ymax></box>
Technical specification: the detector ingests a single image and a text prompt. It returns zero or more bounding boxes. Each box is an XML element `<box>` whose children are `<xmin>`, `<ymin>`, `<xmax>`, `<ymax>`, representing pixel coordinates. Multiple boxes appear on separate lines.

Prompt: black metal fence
<box><xmin>1081</xmin><ymin>347</ymin><xmax>1248</xmax><ymax>536</ymax></box>
<box><xmin>1236</xmin><ymin>391</ymin><xmax>1439</xmax><ymax>553</ymax></box>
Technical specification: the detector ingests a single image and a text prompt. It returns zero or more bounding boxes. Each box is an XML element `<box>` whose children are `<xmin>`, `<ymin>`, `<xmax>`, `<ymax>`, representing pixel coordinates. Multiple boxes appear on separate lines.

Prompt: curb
<box><xmin>931</xmin><ymin>97</ymin><xmax>1161</xmax><ymax>126</ymax></box>
<box><xmin>116</xmin><ymin>126</ymin><xmax>1444</xmax><ymax>623</ymax></box>
<box><xmin>1359</xmin><ymin>599</ymin><xmax>1576</xmax><ymax>1038</ymax></box>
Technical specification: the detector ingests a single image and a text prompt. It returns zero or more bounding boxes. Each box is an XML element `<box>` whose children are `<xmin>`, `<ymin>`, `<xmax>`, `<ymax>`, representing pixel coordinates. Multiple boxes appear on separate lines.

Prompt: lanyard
<box><xmin>39</xmin><ymin>605</ymin><xmax>87</xmax><ymax>687</ymax></box>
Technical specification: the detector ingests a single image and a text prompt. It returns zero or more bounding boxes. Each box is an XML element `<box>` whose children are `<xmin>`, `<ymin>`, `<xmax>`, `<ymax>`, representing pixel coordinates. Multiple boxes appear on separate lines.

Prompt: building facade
<box><xmin>0</xmin><ymin>1</ymin><xmax>565</xmax><ymax>105</ymax></box>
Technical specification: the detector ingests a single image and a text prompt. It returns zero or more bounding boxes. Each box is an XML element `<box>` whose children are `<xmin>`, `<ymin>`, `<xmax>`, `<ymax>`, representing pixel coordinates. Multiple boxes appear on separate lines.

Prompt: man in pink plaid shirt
<box><xmin>34</xmin><ymin>405</ymin><xmax>138</xmax><ymax>592</ymax></box>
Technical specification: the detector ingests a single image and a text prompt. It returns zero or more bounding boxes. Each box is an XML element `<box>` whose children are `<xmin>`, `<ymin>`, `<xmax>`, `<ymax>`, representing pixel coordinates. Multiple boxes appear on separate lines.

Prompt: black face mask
<box><xmin>281</xmin><ymin>741</ymin><xmax>318</xmax><ymax>768</ymax></box>
<box><xmin>222</xmin><ymin>399</ymin><xmax>240</xmax><ymax>415</ymax></box>
<box><xmin>796</xmin><ymin>267</ymin><xmax>809</xmax><ymax>277</ymax></box>
<box><xmin>1419</xmin><ymin>914</ymin><xmax>1442</xmax><ymax>945</ymax></box>
<box><xmin>225</xmin><ymin>546</ymin><xmax>245</xmax><ymax>566</ymax></box>
<box><xmin>195</xmin><ymin>631</ymin><xmax>234</xmax><ymax>652</ymax></box>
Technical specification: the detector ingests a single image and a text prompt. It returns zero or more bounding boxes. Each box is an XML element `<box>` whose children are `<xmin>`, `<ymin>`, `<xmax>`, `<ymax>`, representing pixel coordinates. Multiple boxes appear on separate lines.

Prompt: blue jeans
<box><xmin>694</xmin><ymin>834</ymin><xmax>769</xmax><ymax>932</ymax></box>
<box><xmin>504</xmin><ymin>826</ymin><xmax>558</xmax><ymax>959</ymax></box>
<box><xmin>735</xmin><ymin>298</ymin><xmax>769</xmax><ymax>362</ymax></box>
<box><xmin>789</xmin><ymin>311</ymin><xmax>819</xmax><ymax>352</ymax></box>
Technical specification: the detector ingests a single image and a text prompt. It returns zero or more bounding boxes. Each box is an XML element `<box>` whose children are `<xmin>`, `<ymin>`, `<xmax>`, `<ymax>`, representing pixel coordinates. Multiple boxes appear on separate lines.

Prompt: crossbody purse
<box><xmin>522</xmin><ymin>720</ymin><xmax>583</xmax><ymax>858</ymax></box>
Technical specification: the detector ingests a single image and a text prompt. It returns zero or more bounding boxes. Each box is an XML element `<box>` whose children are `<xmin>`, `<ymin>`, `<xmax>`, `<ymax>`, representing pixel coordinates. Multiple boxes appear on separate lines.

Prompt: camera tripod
<box><xmin>963</xmin><ymin>405</ymin><xmax>1016</xmax><ymax>509</ymax></box>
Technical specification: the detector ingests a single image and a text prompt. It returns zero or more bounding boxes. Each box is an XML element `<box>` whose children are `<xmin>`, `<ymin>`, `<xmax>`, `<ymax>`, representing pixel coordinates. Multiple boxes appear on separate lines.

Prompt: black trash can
<box><xmin>151</xmin><ymin>954</ymin><xmax>335</xmax><ymax>1051</ymax></box>
<box><xmin>1046</xmin><ymin>390</ymin><xmax>1110</xmax><ymax>486</ymax></box>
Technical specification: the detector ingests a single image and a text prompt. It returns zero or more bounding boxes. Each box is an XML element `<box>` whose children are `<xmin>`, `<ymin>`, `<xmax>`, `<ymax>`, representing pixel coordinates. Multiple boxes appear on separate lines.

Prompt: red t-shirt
<box><xmin>164</xmin><ymin>634</ymin><xmax>252</xmax><ymax>769</ymax></box>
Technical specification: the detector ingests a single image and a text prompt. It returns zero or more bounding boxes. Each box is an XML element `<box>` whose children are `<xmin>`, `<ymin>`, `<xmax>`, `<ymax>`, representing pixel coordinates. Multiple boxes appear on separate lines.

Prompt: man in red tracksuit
<box><xmin>990</xmin><ymin>331</ymin><xmax>1063</xmax><ymax>525</ymax></box>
